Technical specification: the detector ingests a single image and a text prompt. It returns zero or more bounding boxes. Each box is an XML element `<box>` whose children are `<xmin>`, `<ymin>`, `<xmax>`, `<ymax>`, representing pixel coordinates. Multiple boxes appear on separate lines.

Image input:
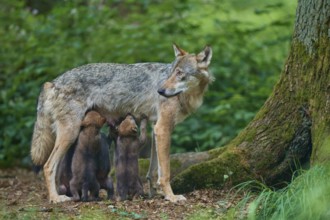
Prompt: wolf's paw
<box><xmin>165</xmin><ymin>194</ymin><xmax>187</xmax><ymax>203</ymax></box>
<box><xmin>148</xmin><ymin>187</ymin><xmax>157</xmax><ymax>198</ymax></box>
<box><xmin>50</xmin><ymin>195</ymin><xmax>72</xmax><ymax>203</ymax></box>
<box><xmin>57</xmin><ymin>185</ymin><xmax>67</xmax><ymax>195</ymax></box>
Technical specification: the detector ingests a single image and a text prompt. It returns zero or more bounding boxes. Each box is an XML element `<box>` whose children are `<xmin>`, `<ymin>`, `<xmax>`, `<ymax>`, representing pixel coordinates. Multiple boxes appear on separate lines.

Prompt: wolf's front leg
<box><xmin>146</xmin><ymin>127</ymin><xmax>158</xmax><ymax>197</ymax></box>
<box><xmin>154</xmin><ymin>101</ymin><xmax>186</xmax><ymax>203</ymax></box>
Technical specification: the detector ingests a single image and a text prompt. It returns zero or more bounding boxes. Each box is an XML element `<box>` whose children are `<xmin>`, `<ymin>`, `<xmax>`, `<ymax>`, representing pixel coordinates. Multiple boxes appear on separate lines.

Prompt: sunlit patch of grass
<box><xmin>233</xmin><ymin>165</ymin><xmax>330</xmax><ymax>220</ymax></box>
<box><xmin>0</xmin><ymin>205</ymin><xmax>67</xmax><ymax>220</ymax></box>
<box><xmin>78</xmin><ymin>206</ymin><xmax>110</xmax><ymax>220</ymax></box>
<box><xmin>187</xmin><ymin>208</ymin><xmax>221</xmax><ymax>220</ymax></box>
<box><xmin>187</xmin><ymin>165</ymin><xmax>330</xmax><ymax>220</ymax></box>
<box><xmin>108</xmin><ymin>206</ymin><xmax>146</xmax><ymax>219</ymax></box>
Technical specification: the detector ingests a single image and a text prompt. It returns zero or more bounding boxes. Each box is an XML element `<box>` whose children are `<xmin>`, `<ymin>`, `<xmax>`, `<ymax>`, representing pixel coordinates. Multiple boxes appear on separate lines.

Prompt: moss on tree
<box><xmin>172</xmin><ymin>149</ymin><xmax>251</xmax><ymax>193</ymax></box>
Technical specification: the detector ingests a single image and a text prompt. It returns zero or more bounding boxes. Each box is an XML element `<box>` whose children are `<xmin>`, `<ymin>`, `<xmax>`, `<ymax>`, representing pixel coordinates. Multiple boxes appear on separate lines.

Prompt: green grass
<box><xmin>235</xmin><ymin>165</ymin><xmax>330</xmax><ymax>220</ymax></box>
<box><xmin>187</xmin><ymin>165</ymin><xmax>330</xmax><ymax>220</ymax></box>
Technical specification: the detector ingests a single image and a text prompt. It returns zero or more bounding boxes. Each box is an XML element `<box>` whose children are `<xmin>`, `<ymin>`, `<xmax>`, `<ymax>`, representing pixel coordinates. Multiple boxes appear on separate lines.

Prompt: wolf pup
<box><xmin>30</xmin><ymin>44</ymin><xmax>213</xmax><ymax>203</ymax></box>
<box><xmin>114</xmin><ymin>114</ymin><xmax>147</xmax><ymax>201</ymax></box>
<box><xmin>97</xmin><ymin>132</ymin><xmax>115</xmax><ymax>200</ymax></box>
<box><xmin>68</xmin><ymin>110</ymin><xmax>109</xmax><ymax>202</ymax></box>
<box><xmin>57</xmin><ymin>133</ymin><xmax>114</xmax><ymax>200</ymax></box>
<box><xmin>56</xmin><ymin>144</ymin><xmax>75</xmax><ymax>196</ymax></box>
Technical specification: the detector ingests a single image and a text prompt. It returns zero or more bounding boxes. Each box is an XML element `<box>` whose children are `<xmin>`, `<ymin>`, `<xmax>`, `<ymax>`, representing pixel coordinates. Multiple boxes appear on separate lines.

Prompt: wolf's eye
<box><xmin>176</xmin><ymin>69</ymin><xmax>184</xmax><ymax>77</ymax></box>
<box><xmin>176</xmin><ymin>70</ymin><xmax>186</xmax><ymax>81</ymax></box>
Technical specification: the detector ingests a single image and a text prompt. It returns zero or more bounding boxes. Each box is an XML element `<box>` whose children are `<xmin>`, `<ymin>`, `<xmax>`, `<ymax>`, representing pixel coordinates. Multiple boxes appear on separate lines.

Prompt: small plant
<box><xmin>110</xmin><ymin>207</ymin><xmax>145</xmax><ymax>219</ymax></box>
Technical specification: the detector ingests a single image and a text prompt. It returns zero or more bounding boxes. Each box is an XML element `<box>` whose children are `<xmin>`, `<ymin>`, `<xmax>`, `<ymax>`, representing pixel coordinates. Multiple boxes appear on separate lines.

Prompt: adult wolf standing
<box><xmin>30</xmin><ymin>44</ymin><xmax>213</xmax><ymax>203</ymax></box>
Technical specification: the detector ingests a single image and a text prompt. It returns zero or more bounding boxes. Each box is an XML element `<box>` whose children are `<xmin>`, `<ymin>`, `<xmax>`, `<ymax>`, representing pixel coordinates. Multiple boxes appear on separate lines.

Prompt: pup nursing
<box><xmin>57</xmin><ymin>111</ymin><xmax>114</xmax><ymax>201</ymax></box>
<box><xmin>114</xmin><ymin>114</ymin><xmax>147</xmax><ymax>201</ymax></box>
<box><xmin>57</xmin><ymin>112</ymin><xmax>146</xmax><ymax>202</ymax></box>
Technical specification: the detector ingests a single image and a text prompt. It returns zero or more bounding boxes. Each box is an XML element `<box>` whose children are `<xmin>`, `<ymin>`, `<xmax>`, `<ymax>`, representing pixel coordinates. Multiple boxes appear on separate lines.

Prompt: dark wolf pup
<box><xmin>30</xmin><ymin>44</ymin><xmax>213</xmax><ymax>203</ymax></box>
<box><xmin>68</xmin><ymin>110</ymin><xmax>113</xmax><ymax>201</ymax></box>
<box><xmin>57</xmin><ymin>128</ymin><xmax>114</xmax><ymax>200</ymax></box>
<box><xmin>114</xmin><ymin>114</ymin><xmax>147</xmax><ymax>201</ymax></box>
<box><xmin>56</xmin><ymin>143</ymin><xmax>74</xmax><ymax>197</ymax></box>
<box><xmin>97</xmin><ymin>133</ymin><xmax>115</xmax><ymax>200</ymax></box>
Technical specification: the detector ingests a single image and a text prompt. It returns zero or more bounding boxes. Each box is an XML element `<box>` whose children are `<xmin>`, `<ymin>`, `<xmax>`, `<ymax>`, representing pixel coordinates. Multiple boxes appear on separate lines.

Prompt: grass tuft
<box><xmin>233</xmin><ymin>165</ymin><xmax>330</xmax><ymax>220</ymax></box>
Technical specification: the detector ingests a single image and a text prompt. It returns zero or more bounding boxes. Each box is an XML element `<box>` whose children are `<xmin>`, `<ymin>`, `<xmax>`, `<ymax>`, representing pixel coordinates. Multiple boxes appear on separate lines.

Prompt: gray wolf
<box><xmin>68</xmin><ymin>110</ymin><xmax>111</xmax><ymax>201</ymax></box>
<box><xmin>114</xmin><ymin>114</ymin><xmax>147</xmax><ymax>201</ymax></box>
<box><xmin>30</xmin><ymin>44</ymin><xmax>213</xmax><ymax>203</ymax></box>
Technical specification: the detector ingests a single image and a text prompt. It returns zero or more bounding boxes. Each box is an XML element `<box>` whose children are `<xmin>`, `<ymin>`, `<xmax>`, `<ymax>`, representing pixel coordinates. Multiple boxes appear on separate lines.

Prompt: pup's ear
<box><xmin>81</xmin><ymin>113</ymin><xmax>93</xmax><ymax>127</ymax></box>
<box><xmin>99</xmin><ymin>117</ymin><xmax>106</xmax><ymax>126</ymax></box>
<box><xmin>173</xmin><ymin>43</ymin><xmax>188</xmax><ymax>57</ymax></box>
<box><xmin>197</xmin><ymin>46</ymin><xmax>212</xmax><ymax>68</ymax></box>
<box><xmin>81</xmin><ymin>120</ymin><xmax>88</xmax><ymax>127</ymax></box>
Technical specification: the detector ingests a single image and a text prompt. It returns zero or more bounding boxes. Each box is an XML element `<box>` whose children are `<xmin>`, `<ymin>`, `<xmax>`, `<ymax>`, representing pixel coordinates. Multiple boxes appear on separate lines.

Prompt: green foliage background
<box><xmin>0</xmin><ymin>0</ymin><xmax>297</xmax><ymax>167</ymax></box>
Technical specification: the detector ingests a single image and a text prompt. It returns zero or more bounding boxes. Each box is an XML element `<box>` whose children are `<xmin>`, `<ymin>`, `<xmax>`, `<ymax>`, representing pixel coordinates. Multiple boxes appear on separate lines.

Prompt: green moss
<box><xmin>172</xmin><ymin>150</ymin><xmax>252</xmax><ymax>193</ymax></box>
<box><xmin>252</xmin><ymin>150</ymin><xmax>279</xmax><ymax>172</ymax></box>
<box><xmin>170</xmin><ymin>159</ymin><xmax>182</xmax><ymax>176</ymax></box>
<box><xmin>313</xmin><ymin>135</ymin><xmax>330</xmax><ymax>164</ymax></box>
<box><xmin>231</xmin><ymin>126</ymin><xmax>258</xmax><ymax>146</ymax></box>
<box><xmin>110</xmin><ymin>167</ymin><xmax>115</xmax><ymax>181</ymax></box>
<box><xmin>255</xmin><ymin>105</ymin><xmax>270</xmax><ymax>120</ymax></box>
<box><xmin>208</xmin><ymin>146</ymin><xmax>227</xmax><ymax>159</ymax></box>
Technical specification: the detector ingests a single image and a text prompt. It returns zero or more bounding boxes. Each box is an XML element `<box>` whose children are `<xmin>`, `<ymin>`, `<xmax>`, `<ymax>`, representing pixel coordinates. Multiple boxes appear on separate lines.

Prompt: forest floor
<box><xmin>0</xmin><ymin>168</ymin><xmax>244</xmax><ymax>219</ymax></box>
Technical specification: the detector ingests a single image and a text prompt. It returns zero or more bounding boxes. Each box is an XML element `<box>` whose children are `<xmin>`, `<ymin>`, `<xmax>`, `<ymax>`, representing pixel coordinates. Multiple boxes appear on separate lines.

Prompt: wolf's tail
<box><xmin>30</xmin><ymin>82</ymin><xmax>56</xmax><ymax>166</ymax></box>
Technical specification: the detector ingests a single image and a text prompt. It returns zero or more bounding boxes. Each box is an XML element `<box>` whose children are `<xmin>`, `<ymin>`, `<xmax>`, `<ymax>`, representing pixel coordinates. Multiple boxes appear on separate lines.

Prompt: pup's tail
<box><xmin>30</xmin><ymin>82</ymin><xmax>56</xmax><ymax>167</ymax></box>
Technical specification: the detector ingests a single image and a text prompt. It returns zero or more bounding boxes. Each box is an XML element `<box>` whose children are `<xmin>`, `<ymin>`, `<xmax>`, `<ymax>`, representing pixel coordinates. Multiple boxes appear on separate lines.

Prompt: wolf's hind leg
<box><xmin>44</xmin><ymin>120</ymin><xmax>80</xmax><ymax>203</ymax></box>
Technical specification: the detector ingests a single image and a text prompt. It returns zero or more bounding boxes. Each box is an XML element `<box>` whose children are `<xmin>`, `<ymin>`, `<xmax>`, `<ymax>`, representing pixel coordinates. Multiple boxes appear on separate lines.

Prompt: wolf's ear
<box><xmin>197</xmin><ymin>46</ymin><xmax>212</xmax><ymax>67</ymax></box>
<box><xmin>173</xmin><ymin>43</ymin><xmax>188</xmax><ymax>57</ymax></box>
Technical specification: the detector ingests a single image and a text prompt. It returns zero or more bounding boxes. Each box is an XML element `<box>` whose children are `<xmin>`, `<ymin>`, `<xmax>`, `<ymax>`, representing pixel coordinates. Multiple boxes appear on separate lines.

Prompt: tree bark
<box><xmin>172</xmin><ymin>0</ymin><xmax>330</xmax><ymax>193</ymax></box>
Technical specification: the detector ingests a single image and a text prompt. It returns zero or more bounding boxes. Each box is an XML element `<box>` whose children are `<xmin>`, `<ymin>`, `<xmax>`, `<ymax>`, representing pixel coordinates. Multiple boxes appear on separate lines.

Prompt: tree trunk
<box><xmin>172</xmin><ymin>0</ymin><xmax>330</xmax><ymax>193</ymax></box>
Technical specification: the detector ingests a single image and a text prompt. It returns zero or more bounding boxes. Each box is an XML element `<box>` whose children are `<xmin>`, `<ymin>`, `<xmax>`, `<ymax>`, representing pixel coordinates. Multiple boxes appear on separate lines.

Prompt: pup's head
<box><xmin>117</xmin><ymin>114</ymin><xmax>138</xmax><ymax>137</ymax></box>
<box><xmin>81</xmin><ymin>111</ymin><xmax>106</xmax><ymax>128</ymax></box>
<box><xmin>157</xmin><ymin>44</ymin><xmax>213</xmax><ymax>98</ymax></box>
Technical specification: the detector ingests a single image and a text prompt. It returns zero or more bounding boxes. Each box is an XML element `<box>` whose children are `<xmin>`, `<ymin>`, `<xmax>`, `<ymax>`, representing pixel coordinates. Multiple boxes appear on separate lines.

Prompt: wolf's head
<box><xmin>117</xmin><ymin>114</ymin><xmax>138</xmax><ymax>137</ymax></box>
<box><xmin>158</xmin><ymin>44</ymin><xmax>213</xmax><ymax>98</ymax></box>
<box><xmin>81</xmin><ymin>110</ymin><xmax>106</xmax><ymax>128</ymax></box>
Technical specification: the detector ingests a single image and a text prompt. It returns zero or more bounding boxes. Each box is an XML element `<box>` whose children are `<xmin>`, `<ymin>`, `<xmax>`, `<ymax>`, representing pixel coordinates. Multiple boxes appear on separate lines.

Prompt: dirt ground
<box><xmin>0</xmin><ymin>168</ymin><xmax>241</xmax><ymax>219</ymax></box>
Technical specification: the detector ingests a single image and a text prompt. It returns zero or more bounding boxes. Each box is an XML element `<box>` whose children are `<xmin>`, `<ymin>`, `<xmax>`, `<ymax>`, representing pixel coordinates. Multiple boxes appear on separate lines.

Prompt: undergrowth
<box><xmin>234</xmin><ymin>165</ymin><xmax>330</xmax><ymax>219</ymax></box>
<box><xmin>188</xmin><ymin>165</ymin><xmax>330</xmax><ymax>220</ymax></box>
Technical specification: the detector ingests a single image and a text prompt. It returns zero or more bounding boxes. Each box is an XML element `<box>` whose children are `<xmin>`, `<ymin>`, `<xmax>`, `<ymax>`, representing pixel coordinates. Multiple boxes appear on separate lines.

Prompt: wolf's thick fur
<box><xmin>30</xmin><ymin>44</ymin><xmax>213</xmax><ymax>203</ymax></box>
<box><xmin>31</xmin><ymin>82</ymin><xmax>56</xmax><ymax>166</ymax></box>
